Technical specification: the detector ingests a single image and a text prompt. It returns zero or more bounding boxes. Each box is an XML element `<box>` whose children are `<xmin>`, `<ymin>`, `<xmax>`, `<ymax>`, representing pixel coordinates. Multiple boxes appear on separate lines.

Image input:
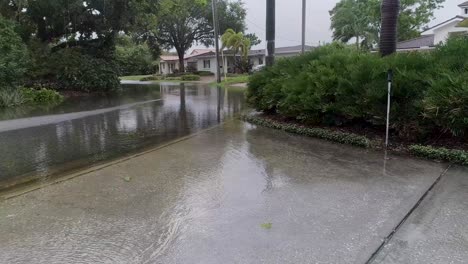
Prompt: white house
<box><xmin>159</xmin><ymin>45</ymin><xmax>315</xmax><ymax>75</ymax></box>
<box><xmin>397</xmin><ymin>1</ymin><xmax>468</xmax><ymax>51</ymax></box>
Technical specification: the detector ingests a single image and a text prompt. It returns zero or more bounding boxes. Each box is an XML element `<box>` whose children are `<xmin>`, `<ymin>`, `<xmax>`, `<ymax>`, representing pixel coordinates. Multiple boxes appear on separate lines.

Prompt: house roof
<box><xmin>459</xmin><ymin>1</ymin><xmax>468</xmax><ymax>7</ymax></box>
<box><xmin>161</xmin><ymin>45</ymin><xmax>317</xmax><ymax>61</ymax></box>
<box><xmin>160</xmin><ymin>56</ymin><xmax>179</xmax><ymax>62</ymax></box>
<box><xmin>397</xmin><ymin>35</ymin><xmax>435</xmax><ymax>49</ymax></box>
<box><xmin>422</xmin><ymin>16</ymin><xmax>465</xmax><ymax>33</ymax></box>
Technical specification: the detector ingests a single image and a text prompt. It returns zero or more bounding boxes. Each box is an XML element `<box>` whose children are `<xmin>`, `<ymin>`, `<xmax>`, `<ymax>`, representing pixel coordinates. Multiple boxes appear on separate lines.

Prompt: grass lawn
<box><xmin>211</xmin><ymin>74</ymin><xmax>249</xmax><ymax>88</ymax></box>
<box><xmin>222</xmin><ymin>75</ymin><xmax>249</xmax><ymax>85</ymax></box>
<box><xmin>120</xmin><ymin>75</ymin><xmax>153</xmax><ymax>81</ymax></box>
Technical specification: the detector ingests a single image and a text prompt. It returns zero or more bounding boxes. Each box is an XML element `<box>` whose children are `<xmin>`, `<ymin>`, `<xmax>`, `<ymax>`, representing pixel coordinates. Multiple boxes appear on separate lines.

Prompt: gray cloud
<box><xmin>242</xmin><ymin>0</ymin><xmax>462</xmax><ymax>49</ymax></box>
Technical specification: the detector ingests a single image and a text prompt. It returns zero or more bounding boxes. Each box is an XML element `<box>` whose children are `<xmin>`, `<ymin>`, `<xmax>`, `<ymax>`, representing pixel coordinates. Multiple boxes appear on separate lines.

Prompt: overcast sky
<box><xmin>241</xmin><ymin>0</ymin><xmax>463</xmax><ymax>49</ymax></box>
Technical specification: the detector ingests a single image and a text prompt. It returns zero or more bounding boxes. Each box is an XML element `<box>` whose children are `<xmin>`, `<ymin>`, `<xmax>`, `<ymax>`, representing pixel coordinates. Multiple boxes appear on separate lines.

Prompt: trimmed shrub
<box><xmin>247</xmin><ymin>40</ymin><xmax>467</xmax><ymax>140</ymax></box>
<box><xmin>243</xmin><ymin>115</ymin><xmax>371</xmax><ymax>148</ymax></box>
<box><xmin>196</xmin><ymin>71</ymin><xmax>215</xmax><ymax>76</ymax></box>
<box><xmin>409</xmin><ymin>145</ymin><xmax>468</xmax><ymax>165</ymax></box>
<box><xmin>140</xmin><ymin>75</ymin><xmax>164</xmax><ymax>81</ymax></box>
<box><xmin>181</xmin><ymin>75</ymin><xmax>201</xmax><ymax>81</ymax></box>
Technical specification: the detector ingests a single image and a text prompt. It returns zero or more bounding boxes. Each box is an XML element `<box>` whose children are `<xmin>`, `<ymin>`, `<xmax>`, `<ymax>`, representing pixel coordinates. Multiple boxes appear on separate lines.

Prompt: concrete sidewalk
<box><xmin>373</xmin><ymin>166</ymin><xmax>468</xmax><ymax>264</ymax></box>
<box><xmin>0</xmin><ymin>121</ymin><xmax>460</xmax><ymax>264</ymax></box>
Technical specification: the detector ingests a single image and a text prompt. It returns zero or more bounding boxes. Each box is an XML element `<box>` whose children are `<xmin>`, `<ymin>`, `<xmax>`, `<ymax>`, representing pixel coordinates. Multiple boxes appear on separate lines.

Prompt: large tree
<box><xmin>156</xmin><ymin>0</ymin><xmax>247</xmax><ymax>72</ymax></box>
<box><xmin>330</xmin><ymin>0</ymin><xmax>445</xmax><ymax>48</ymax></box>
<box><xmin>0</xmin><ymin>0</ymin><xmax>158</xmax><ymax>46</ymax></box>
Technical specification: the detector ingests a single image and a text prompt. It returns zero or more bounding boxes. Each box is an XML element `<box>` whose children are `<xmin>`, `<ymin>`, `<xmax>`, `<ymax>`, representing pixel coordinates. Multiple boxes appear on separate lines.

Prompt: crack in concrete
<box><xmin>365</xmin><ymin>164</ymin><xmax>452</xmax><ymax>264</ymax></box>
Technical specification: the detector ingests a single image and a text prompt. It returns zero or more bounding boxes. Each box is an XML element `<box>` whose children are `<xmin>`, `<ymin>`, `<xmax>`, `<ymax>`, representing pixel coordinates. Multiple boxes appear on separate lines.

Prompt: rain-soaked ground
<box><xmin>0</xmin><ymin>83</ymin><xmax>244</xmax><ymax>190</ymax></box>
<box><xmin>1</xmin><ymin>84</ymin><xmax>467</xmax><ymax>264</ymax></box>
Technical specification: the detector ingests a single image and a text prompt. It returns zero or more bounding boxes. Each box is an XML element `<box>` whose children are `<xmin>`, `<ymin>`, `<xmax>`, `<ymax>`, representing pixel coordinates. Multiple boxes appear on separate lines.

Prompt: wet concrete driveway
<box><xmin>0</xmin><ymin>121</ymin><xmax>460</xmax><ymax>264</ymax></box>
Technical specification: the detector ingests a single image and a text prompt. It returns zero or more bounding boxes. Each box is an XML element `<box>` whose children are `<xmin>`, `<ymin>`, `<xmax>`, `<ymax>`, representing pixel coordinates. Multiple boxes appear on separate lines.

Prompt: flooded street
<box><xmin>0</xmin><ymin>83</ymin><xmax>244</xmax><ymax>190</ymax></box>
<box><xmin>0</xmin><ymin>83</ymin><xmax>466</xmax><ymax>264</ymax></box>
<box><xmin>0</xmin><ymin>119</ymin><xmax>456</xmax><ymax>264</ymax></box>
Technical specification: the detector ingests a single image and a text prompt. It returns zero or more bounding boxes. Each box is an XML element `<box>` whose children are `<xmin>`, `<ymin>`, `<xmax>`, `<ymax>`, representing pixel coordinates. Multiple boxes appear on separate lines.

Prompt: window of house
<box><xmin>203</xmin><ymin>60</ymin><xmax>211</xmax><ymax>69</ymax></box>
<box><xmin>162</xmin><ymin>63</ymin><xmax>165</xmax><ymax>69</ymax></box>
<box><xmin>465</xmin><ymin>8</ymin><xmax>467</xmax><ymax>14</ymax></box>
<box><xmin>259</xmin><ymin>57</ymin><xmax>264</xmax><ymax>65</ymax></box>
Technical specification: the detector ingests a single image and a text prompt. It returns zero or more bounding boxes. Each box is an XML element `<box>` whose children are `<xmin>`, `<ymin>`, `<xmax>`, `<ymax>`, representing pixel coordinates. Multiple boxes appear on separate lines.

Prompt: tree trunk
<box><xmin>379</xmin><ymin>0</ymin><xmax>400</xmax><ymax>57</ymax></box>
<box><xmin>176</xmin><ymin>49</ymin><xmax>185</xmax><ymax>73</ymax></box>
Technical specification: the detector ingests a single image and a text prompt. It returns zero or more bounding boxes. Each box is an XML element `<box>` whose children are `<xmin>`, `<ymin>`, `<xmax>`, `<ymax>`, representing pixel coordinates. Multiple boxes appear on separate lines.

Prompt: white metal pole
<box><xmin>212</xmin><ymin>0</ymin><xmax>222</xmax><ymax>83</ymax></box>
<box><xmin>301</xmin><ymin>0</ymin><xmax>306</xmax><ymax>54</ymax></box>
<box><xmin>385</xmin><ymin>70</ymin><xmax>393</xmax><ymax>148</ymax></box>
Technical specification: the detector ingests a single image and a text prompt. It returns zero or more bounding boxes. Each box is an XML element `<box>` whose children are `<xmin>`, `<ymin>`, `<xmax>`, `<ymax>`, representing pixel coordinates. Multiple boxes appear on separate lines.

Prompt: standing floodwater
<box><xmin>0</xmin><ymin>83</ymin><xmax>245</xmax><ymax>190</ymax></box>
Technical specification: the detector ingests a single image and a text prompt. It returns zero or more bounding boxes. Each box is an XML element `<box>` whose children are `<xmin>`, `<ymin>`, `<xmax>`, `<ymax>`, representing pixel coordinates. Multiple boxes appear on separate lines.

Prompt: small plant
<box><xmin>0</xmin><ymin>89</ymin><xmax>25</xmax><ymax>108</ymax></box>
<box><xmin>261</xmin><ymin>223</ymin><xmax>273</xmax><ymax>229</ymax></box>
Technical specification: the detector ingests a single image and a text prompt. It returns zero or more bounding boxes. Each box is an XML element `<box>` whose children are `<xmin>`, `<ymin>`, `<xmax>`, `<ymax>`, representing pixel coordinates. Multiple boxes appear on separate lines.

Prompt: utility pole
<box><xmin>266</xmin><ymin>0</ymin><xmax>275</xmax><ymax>66</ymax></box>
<box><xmin>301</xmin><ymin>0</ymin><xmax>306</xmax><ymax>54</ymax></box>
<box><xmin>212</xmin><ymin>0</ymin><xmax>222</xmax><ymax>83</ymax></box>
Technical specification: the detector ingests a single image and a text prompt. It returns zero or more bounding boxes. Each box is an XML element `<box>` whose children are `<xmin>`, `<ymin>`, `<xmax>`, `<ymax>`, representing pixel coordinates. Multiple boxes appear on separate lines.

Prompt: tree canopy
<box><xmin>330</xmin><ymin>0</ymin><xmax>445</xmax><ymax>49</ymax></box>
<box><xmin>156</xmin><ymin>0</ymin><xmax>247</xmax><ymax>71</ymax></box>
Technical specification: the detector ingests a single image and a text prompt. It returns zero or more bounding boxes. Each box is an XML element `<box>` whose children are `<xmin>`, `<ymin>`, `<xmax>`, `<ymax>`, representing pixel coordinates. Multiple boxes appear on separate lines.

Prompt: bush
<box><xmin>0</xmin><ymin>16</ymin><xmax>29</xmax><ymax>89</ymax></box>
<box><xmin>181</xmin><ymin>75</ymin><xmax>201</xmax><ymax>81</ymax></box>
<box><xmin>50</xmin><ymin>48</ymin><xmax>121</xmax><ymax>92</ymax></box>
<box><xmin>116</xmin><ymin>38</ymin><xmax>155</xmax><ymax>76</ymax></box>
<box><xmin>20</xmin><ymin>88</ymin><xmax>63</xmax><ymax>104</ymax></box>
<box><xmin>247</xmin><ymin>40</ymin><xmax>467</xmax><ymax>140</ymax></box>
<box><xmin>423</xmin><ymin>71</ymin><xmax>468</xmax><ymax>136</ymax></box>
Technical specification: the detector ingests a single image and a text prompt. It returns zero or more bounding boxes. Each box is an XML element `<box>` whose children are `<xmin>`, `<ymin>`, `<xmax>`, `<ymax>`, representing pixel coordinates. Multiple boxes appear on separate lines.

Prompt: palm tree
<box><xmin>221</xmin><ymin>28</ymin><xmax>251</xmax><ymax>73</ymax></box>
<box><xmin>379</xmin><ymin>0</ymin><xmax>400</xmax><ymax>56</ymax></box>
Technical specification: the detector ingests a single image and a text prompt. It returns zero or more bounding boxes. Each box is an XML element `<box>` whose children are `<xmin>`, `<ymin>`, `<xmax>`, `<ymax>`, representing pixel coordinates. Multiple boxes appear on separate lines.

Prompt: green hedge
<box><xmin>247</xmin><ymin>37</ymin><xmax>468</xmax><ymax>140</ymax></box>
<box><xmin>181</xmin><ymin>75</ymin><xmax>201</xmax><ymax>81</ymax></box>
<box><xmin>242</xmin><ymin>115</ymin><xmax>371</xmax><ymax>148</ymax></box>
<box><xmin>409</xmin><ymin>145</ymin><xmax>468</xmax><ymax>165</ymax></box>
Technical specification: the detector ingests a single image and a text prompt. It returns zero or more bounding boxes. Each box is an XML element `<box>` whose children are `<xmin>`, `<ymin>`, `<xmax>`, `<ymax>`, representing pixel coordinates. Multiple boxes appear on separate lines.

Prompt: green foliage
<box><xmin>247</xmin><ymin>40</ymin><xmax>468</xmax><ymax>139</ymax></box>
<box><xmin>0</xmin><ymin>88</ymin><xmax>25</xmax><ymax>108</ymax></box>
<box><xmin>196</xmin><ymin>71</ymin><xmax>215</xmax><ymax>76</ymax></box>
<box><xmin>221</xmin><ymin>28</ymin><xmax>251</xmax><ymax>72</ymax></box>
<box><xmin>409</xmin><ymin>145</ymin><xmax>468</xmax><ymax>165</ymax></box>
<box><xmin>330</xmin><ymin>0</ymin><xmax>445</xmax><ymax>47</ymax></box>
<box><xmin>424</xmin><ymin>72</ymin><xmax>468</xmax><ymax>136</ymax></box>
<box><xmin>157</xmin><ymin>0</ymin><xmax>247</xmax><ymax>71</ymax></box>
<box><xmin>116</xmin><ymin>36</ymin><xmax>155</xmax><ymax>76</ymax></box>
<box><xmin>181</xmin><ymin>75</ymin><xmax>201</xmax><ymax>81</ymax></box>
<box><xmin>0</xmin><ymin>16</ymin><xmax>29</xmax><ymax>89</ymax></box>
<box><xmin>20</xmin><ymin>87</ymin><xmax>63</xmax><ymax>104</ymax></box>
<box><xmin>245</xmin><ymin>33</ymin><xmax>261</xmax><ymax>46</ymax></box>
<box><xmin>242</xmin><ymin>115</ymin><xmax>371</xmax><ymax>148</ymax></box>
<box><xmin>50</xmin><ymin>48</ymin><xmax>121</xmax><ymax>92</ymax></box>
